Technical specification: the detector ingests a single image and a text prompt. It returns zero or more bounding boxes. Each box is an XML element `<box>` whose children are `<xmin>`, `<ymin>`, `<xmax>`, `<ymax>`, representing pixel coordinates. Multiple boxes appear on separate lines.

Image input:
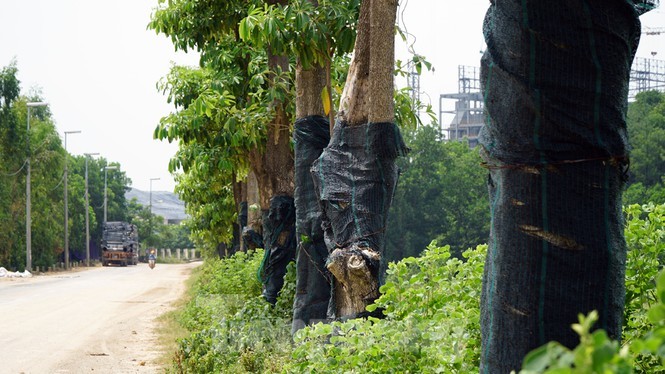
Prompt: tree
<box><xmin>0</xmin><ymin>61</ymin><xmax>24</xmax><ymax>268</ymax></box>
<box><xmin>239</xmin><ymin>0</ymin><xmax>424</xmax><ymax>319</ymax></box>
<box><xmin>150</xmin><ymin>0</ymin><xmax>296</xmax><ymax>264</ymax></box>
<box><xmin>310</xmin><ymin>0</ymin><xmax>407</xmax><ymax>319</ymax></box>
<box><xmin>624</xmin><ymin>90</ymin><xmax>665</xmax><ymax>205</ymax></box>
<box><xmin>478</xmin><ymin>1</ymin><xmax>649</xmax><ymax>372</ymax></box>
<box><xmin>127</xmin><ymin>198</ymin><xmax>165</xmax><ymax>249</ymax></box>
<box><xmin>0</xmin><ymin>61</ymin><xmax>67</xmax><ymax>270</ymax></box>
<box><xmin>150</xmin><ymin>1</ymin><xmax>365</xmax><ymax>308</ymax></box>
<box><xmin>385</xmin><ymin>126</ymin><xmax>490</xmax><ymax>263</ymax></box>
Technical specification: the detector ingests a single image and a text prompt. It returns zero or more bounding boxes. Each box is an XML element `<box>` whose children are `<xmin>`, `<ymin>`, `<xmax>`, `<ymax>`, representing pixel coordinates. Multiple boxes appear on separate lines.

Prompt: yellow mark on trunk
<box><xmin>511</xmin><ymin>198</ymin><xmax>526</xmax><ymax>206</ymax></box>
<box><xmin>519</xmin><ymin>224</ymin><xmax>584</xmax><ymax>251</ymax></box>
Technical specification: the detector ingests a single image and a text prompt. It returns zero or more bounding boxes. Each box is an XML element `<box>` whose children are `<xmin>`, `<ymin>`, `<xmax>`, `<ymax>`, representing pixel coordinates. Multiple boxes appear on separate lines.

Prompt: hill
<box><xmin>125</xmin><ymin>188</ymin><xmax>187</xmax><ymax>224</ymax></box>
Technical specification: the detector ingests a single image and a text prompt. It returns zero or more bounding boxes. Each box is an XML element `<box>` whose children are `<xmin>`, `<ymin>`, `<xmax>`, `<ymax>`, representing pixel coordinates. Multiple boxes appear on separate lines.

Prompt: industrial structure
<box><xmin>439</xmin><ymin>65</ymin><xmax>484</xmax><ymax>147</ymax></box>
<box><xmin>440</xmin><ymin>57</ymin><xmax>665</xmax><ymax>146</ymax></box>
<box><xmin>407</xmin><ymin>63</ymin><xmax>421</xmax><ymax>117</ymax></box>
<box><xmin>630</xmin><ymin>57</ymin><xmax>665</xmax><ymax>99</ymax></box>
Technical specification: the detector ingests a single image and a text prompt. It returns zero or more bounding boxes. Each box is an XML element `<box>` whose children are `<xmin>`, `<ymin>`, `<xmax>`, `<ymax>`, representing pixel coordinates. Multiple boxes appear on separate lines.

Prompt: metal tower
<box><xmin>440</xmin><ymin>56</ymin><xmax>665</xmax><ymax>148</ymax></box>
<box><xmin>439</xmin><ymin>66</ymin><xmax>484</xmax><ymax>147</ymax></box>
<box><xmin>629</xmin><ymin>57</ymin><xmax>665</xmax><ymax>100</ymax></box>
<box><xmin>407</xmin><ymin>64</ymin><xmax>421</xmax><ymax>116</ymax></box>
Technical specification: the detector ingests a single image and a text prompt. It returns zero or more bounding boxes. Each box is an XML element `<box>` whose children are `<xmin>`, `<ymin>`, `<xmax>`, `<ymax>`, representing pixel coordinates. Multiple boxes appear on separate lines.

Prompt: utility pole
<box><xmin>25</xmin><ymin>102</ymin><xmax>48</xmax><ymax>272</ymax></box>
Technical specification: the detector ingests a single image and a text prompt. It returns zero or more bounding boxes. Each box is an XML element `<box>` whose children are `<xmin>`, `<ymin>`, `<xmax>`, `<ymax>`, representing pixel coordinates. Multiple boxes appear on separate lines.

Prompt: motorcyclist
<box><xmin>148</xmin><ymin>249</ymin><xmax>156</xmax><ymax>269</ymax></box>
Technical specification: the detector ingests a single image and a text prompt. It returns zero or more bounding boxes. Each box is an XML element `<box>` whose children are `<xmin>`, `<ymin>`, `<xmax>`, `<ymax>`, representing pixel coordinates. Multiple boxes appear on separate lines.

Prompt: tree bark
<box><xmin>321</xmin><ymin>0</ymin><xmax>401</xmax><ymax>319</ymax></box>
<box><xmin>292</xmin><ymin>56</ymin><xmax>332</xmax><ymax>331</ymax></box>
<box><xmin>251</xmin><ymin>29</ymin><xmax>296</xmax><ymax>303</ymax></box>
<box><xmin>367</xmin><ymin>0</ymin><xmax>395</xmax><ymax>124</ymax></box>
<box><xmin>295</xmin><ymin>61</ymin><xmax>326</xmax><ymax>120</ymax></box>
<box><xmin>338</xmin><ymin>0</ymin><xmax>371</xmax><ymax>126</ymax></box>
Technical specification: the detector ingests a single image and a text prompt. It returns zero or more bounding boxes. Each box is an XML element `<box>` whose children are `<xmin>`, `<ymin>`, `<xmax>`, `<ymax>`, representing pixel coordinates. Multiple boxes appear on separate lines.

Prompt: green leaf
<box><xmin>238</xmin><ymin>19</ymin><xmax>249</xmax><ymax>41</ymax></box>
<box><xmin>657</xmin><ymin>271</ymin><xmax>665</xmax><ymax>302</ymax></box>
<box><xmin>521</xmin><ymin>344</ymin><xmax>553</xmax><ymax>371</ymax></box>
<box><xmin>648</xmin><ymin>304</ymin><xmax>665</xmax><ymax>323</ymax></box>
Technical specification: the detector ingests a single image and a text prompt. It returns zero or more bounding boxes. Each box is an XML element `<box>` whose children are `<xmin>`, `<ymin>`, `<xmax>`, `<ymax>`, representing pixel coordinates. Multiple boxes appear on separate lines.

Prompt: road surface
<box><xmin>0</xmin><ymin>262</ymin><xmax>200</xmax><ymax>374</ymax></box>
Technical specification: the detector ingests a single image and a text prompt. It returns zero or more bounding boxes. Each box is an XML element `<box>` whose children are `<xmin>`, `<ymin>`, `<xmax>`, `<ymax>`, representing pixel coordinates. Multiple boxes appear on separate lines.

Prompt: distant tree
<box><xmin>0</xmin><ymin>62</ymin><xmax>65</xmax><ymax>270</ymax></box>
<box><xmin>0</xmin><ymin>61</ymin><xmax>23</xmax><ymax>268</ymax></box>
<box><xmin>102</xmin><ymin>162</ymin><xmax>131</xmax><ymax>223</ymax></box>
<box><xmin>386</xmin><ymin>126</ymin><xmax>490</xmax><ymax>263</ymax></box>
<box><xmin>65</xmin><ymin>167</ymin><xmax>87</xmax><ymax>261</ymax></box>
<box><xmin>624</xmin><ymin>90</ymin><xmax>665</xmax><ymax>205</ymax></box>
<box><xmin>127</xmin><ymin>198</ymin><xmax>164</xmax><ymax>249</ymax></box>
<box><xmin>162</xmin><ymin>223</ymin><xmax>195</xmax><ymax>249</ymax></box>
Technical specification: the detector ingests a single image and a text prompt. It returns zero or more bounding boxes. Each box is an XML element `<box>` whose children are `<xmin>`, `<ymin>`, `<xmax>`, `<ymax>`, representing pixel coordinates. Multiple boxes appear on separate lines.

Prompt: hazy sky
<box><xmin>1</xmin><ymin>1</ymin><xmax>664</xmax><ymax>192</ymax></box>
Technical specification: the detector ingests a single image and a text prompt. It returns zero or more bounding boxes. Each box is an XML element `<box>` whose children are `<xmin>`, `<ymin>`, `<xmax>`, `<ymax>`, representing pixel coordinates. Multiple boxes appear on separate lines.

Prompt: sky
<box><xmin>1</xmin><ymin>1</ymin><xmax>664</xmax><ymax>192</ymax></box>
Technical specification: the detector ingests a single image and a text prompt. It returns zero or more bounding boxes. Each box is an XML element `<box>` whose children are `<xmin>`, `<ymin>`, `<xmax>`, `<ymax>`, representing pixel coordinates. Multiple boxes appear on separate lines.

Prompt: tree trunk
<box><xmin>292</xmin><ymin>55</ymin><xmax>332</xmax><ymax>331</ymax></box>
<box><xmin>478</xmin><ymin>1</ymin><xmax>640</xmax><ymax>372</ymax></box>
<box><xmin>315</xmin><ymin>0</ymin><xmax>404</xmax><ymax>319</ymax></box>
<box><xmin>233</xmin><ymin>177</ymin><xmax>247</xmax><ymax>253</ymax></box>
<box><xmin>251</xmin><ymin>39</ymin><xmax>297</xmax><ymax>304</ymax></box>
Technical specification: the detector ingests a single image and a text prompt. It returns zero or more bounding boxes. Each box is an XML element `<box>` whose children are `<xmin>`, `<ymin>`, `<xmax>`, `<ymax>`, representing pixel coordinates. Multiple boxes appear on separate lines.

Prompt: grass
<box><xmin>154</xmin><ymin>263</ymin><xmax>203</xmax><ymax>372</ymax></box>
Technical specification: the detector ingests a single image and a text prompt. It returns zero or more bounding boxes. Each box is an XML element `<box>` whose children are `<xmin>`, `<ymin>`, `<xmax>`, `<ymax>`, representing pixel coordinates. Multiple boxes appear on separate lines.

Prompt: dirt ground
<box><xmin>0</xmin><ymin>261</ymin><xmax>200</xmax><ymax>374</ymax></box>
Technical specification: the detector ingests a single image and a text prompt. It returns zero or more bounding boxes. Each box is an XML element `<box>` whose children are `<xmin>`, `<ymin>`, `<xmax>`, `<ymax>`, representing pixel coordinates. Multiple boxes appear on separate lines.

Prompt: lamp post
<box><xmin>63</xmin><ymin>130</ymin><xmax>81</xmax><ymax>269</ymax></box>
<box><xmin>84</xmin><ymin>153</ymin><xmax>99</xmax><ymax>267</ymax></box>
<box><xmin>25</xmin><ymin>101</ymin><xmax>48</xmax><ymax>272</ymax></box>
<box><xmin>104</xmin><ymin>165</ymin><xmax>118</xmax><ymax>224</ymax></box>
<box><xmin>149</xmin><ymin>177</ymin><xmax>160</xmax><ymax>248</ymax></box>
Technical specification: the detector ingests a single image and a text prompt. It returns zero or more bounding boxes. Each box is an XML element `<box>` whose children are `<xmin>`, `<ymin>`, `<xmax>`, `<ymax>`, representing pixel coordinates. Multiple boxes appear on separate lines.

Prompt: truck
<box><xmin>101</xmin><ymin>221</ymin><xmax>139</xmax><ymax>266</ymax></box>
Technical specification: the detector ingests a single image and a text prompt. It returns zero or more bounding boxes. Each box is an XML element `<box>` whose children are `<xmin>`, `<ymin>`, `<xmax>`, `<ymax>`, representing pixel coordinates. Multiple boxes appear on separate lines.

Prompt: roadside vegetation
<box><xmin>159</xmin><ymin>90</ymin><xmax>665</xmax><ymax>372</ymax></box>
<box><xmin>164</xmin><ymin>203</ymin><xmax>664</xmax><ymax>373</ymax></box>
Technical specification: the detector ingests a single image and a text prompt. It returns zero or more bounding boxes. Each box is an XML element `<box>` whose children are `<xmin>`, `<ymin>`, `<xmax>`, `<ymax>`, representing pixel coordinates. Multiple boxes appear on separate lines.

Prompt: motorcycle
<box><xmin>148</xmin><ymin>250</ymin><xmax>156</xmax><ymax>269</ymax></box>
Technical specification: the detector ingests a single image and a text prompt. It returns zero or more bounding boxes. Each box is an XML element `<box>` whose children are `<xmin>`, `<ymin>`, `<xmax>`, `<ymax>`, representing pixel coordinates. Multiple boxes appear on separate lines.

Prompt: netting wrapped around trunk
<box><xmin>312</xmin><ymin>120</ymin><xmax>408</xmax><ymax>319</ymax></box>
<box><xmin>479</xmin><ymin>1</ymin><xmax>645</xmax><ymax>372</ymax></box>
<box><xmin>260</xmin><ymin>195</ymin><xmax>296</xmax><ymax>305</ymax></box>
<box><xmin>292</xmin><ymin>116</ymin><xmax>332</xmax><ymax>333</ymax></box>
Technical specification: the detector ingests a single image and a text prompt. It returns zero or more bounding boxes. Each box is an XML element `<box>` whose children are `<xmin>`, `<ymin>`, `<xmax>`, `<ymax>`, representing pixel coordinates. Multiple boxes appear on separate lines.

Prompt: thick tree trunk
<box><xmin>295</xmin><ymin>61</ymin><xmax>326</xmax><ymax>119</ymax></box>
<box><xmin>246</xmin><ymin>171</ymin><xmax>261</xmax><ymax>224</ymax></box>
<box><xmin>233</xmin><ymin>178</ymin><xmax>247</xmax><ymax>253</ymax></box>
<box><xmin>292</xmin><ymin>57</ymin><xmax>332</xmax><ymax>331</ymax></box>
<box><xmin>251</xmin><ymin>42</ymin><xmax>297</xmax><ymax>304</ymax></box>
<box><xmin>478</xmin><ymin>1</ymin><xmax>640</xmax><ymax>372</ymax></box>
<box><xmin>317</xmin><ymin>0</ymin><xmax>402</xmax><ymax>319</ymax></box>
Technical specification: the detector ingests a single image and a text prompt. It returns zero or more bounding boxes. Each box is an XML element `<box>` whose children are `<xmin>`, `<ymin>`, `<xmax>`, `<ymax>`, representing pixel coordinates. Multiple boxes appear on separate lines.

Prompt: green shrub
<box><xmin>286</xmin><ymin>243</ymin><xmax>486</xmax><ymax>373</ymax></box>
<box><xmin>171</xmin><ymin>203</ymin><xmax>665</xmax><ymax>373</ymax></box>
<box><xmin>172</xmin><ymin>250</ymin><xmax>295</xmax><ymax>373</ymax></box>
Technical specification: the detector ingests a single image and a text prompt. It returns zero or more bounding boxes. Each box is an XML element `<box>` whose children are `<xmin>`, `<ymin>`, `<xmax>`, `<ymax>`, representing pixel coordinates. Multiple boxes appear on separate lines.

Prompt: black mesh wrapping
<box><xmin>261</xmin><ymin>195</ymin><xmax>296</xmax><ymax>305</ymax></box>
<box><xmin>242</xmin><ymin>225</ymin><xmax>263</xmax><ymax>251</ymax></box>
<box><xmin>238</xmin><ymin>201</ymin><xmax>248</xmax><ymax>230</ymax></box>
<box><xmin>479</xmin><ymin>1</ymin><xmax>643</xmax><ymax>372</ymax></box>
<box><xmin>292</xmin><ymin>115</ymin><xmax>332</xmax><ymax>333</ymax></box>
<box><xmin>311</xmin><ymin>120</ymin><xmax>408</xmax><ymax>319</ymax></box>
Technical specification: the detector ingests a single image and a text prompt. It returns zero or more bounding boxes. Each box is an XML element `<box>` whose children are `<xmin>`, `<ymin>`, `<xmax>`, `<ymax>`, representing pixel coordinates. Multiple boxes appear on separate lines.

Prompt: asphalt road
<box><xmin>0</xmin><ymin>262</ymin><xmax>199</xmax><ymax>374</ymax></box>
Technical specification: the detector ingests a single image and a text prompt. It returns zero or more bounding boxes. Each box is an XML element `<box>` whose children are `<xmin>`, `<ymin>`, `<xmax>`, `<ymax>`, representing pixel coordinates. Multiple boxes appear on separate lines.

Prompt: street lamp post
<box><xmin>64</xmin><ymin>130</ymin><xmax>81</xmax><ymax>269</ymax></box>
<box><xmin>25</xmin><ymin>101</ymin><xmax>48</xmax><ymax>272</ymax></box>
<box><xmin>149</xmin><ymin>177</ymin><xmax>160</xmax><ymax>248</ymax></box>
<box><xmin>84</xmin><ymin>153</ymin><xmax>99</xmax><ymax>267</ymax></box>
<box><xmin>103</xmin><ymin>165</ymin><xmax>118</xmax><ymax>224</ymax></box>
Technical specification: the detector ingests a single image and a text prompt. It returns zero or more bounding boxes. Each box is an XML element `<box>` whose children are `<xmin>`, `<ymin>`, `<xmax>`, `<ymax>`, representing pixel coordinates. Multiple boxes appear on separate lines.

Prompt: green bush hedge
<box><xmin>171</xmin><ymin>203</ymin><xmax>665</xmax><ymax>373</ymax></box>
